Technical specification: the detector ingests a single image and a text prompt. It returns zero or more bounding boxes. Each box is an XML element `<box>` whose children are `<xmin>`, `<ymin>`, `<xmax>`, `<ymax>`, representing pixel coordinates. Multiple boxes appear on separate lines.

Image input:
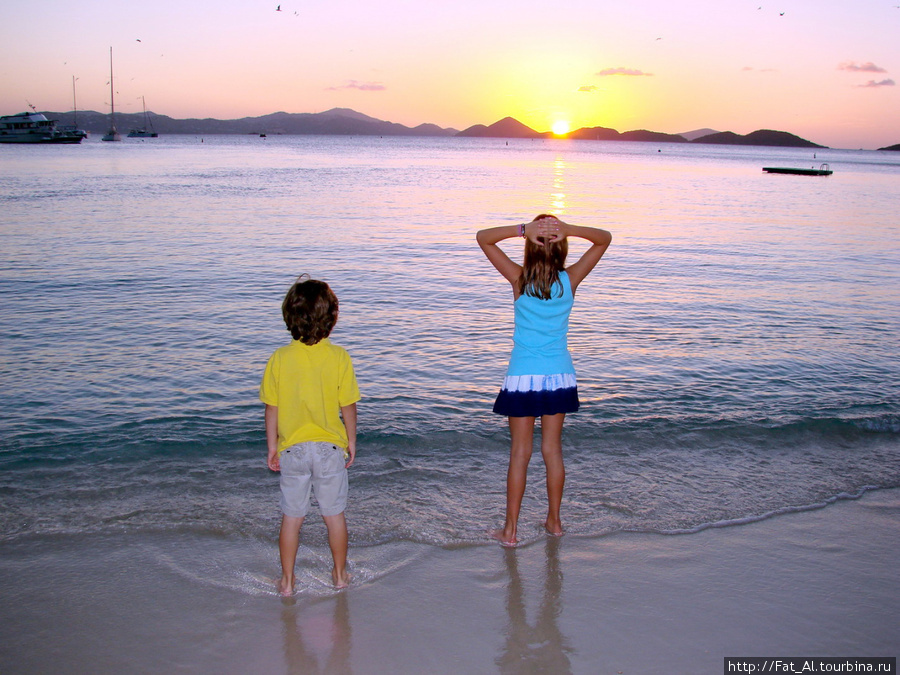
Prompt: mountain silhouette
<box><xmin>44</xmin><ymin>107</ymin><xmax>458</xmax><ymax>137</ymax></box>
<box><xmin>38</xmin><ymin>108</ymin><xmax>828</xmax><ymax>147</ymax></box>
<box><xmin>691</xmin><ymin>129</ymin><xmax>825</xmax><ymax>148</ymax></box>
<box><xmin>457</xmin><ymin>117</ymin><xmax>546</xmax><ymax>138</ymax></box>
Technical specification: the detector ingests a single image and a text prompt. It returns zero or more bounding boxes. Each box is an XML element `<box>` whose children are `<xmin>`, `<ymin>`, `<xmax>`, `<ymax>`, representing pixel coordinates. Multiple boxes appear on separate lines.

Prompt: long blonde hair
<box><xmin>518</xmin><ymin>214</ymin><xmax>569</xmax><ymax>299</ymax></box>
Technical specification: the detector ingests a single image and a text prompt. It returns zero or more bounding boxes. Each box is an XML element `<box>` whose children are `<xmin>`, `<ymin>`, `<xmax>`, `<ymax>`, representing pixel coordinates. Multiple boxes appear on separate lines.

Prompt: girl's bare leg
<box><xmin>322</xmin><ymin>512</ymin><xmax>350</xmax><ymax>588</ymax></box>
<box><xmin>279</xmin><ymin>515</ymin><xmax>305</xmax><ymax>596</ymax></box>
<box><xmin>492</xmin><ymin>416</ymin><xmax>535</xmax><ymax>546</ymax></box>
<box><xmin>540</xmin><ymin>413</ymin><xmax>566</xmax><ymax>536</ymax></box>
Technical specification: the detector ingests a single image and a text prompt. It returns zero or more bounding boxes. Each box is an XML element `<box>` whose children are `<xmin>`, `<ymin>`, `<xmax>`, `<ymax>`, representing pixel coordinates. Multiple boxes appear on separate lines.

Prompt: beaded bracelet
<box><xmin>519</xmin><ymin>223</ymin><xmax>526</xmax><ymax>237</ymax></box>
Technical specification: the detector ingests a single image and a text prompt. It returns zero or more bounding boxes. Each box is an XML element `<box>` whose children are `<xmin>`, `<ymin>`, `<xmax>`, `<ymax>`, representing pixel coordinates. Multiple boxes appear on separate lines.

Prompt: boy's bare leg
<box><xmin>540</xmin><ymin>414</ymin><xmax>566</xmax><ymax>536</ymax></box>
<box><xmin>279</xmin><ymin>515</ymin><xmax>305</xmax><ymax>596</ymax></box>
<box><xmin>322</xmin><ymin>512</ymin><xmax>350</xmax><ymax>588</ymax></box>
<box><xmin>491</xmin><ymin>416</ymin><xmax>535</xmax><ymax>546</ymax></box>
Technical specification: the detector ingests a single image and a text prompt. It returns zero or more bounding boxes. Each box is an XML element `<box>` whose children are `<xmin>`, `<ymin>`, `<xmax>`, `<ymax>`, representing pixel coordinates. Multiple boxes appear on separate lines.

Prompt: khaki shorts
<box><xmin>279</xmin><ymin>441</ymin><xmax>348</xmax><ymax>518</ymax></box>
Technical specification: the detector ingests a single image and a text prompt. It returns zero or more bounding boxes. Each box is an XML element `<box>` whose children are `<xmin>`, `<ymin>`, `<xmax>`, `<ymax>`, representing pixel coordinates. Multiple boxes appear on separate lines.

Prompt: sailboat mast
<box><xmin>142</xmin><ymin>96</ymin><xmax>156</xmax><ymax>133</ymax></box>
<box><xmin>72</xmin><ymin>75</ymin><xmax>78</xmax><ymax>127</ymax></box>
<box><xmin>109</xmin><ymin>47</ymin><xmax>116</xmax><ymax>125</ymax></box>
<box><xmin>101</xmin><ymin>46</ymin><xmax>121</xmax><ymax>141</ymax></box>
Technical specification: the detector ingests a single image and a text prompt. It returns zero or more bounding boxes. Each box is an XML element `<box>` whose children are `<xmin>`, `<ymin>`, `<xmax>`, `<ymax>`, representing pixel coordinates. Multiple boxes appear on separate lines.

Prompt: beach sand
<box><xmin>1</xmin><ymin>489</ymin><xmax>897</xmax><ymax>674</ymax></box>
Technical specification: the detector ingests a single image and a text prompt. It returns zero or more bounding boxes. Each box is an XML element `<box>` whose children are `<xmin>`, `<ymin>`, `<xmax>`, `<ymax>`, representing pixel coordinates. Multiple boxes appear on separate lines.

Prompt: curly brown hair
<box><xmin>518</xmin><ymin>214</ymin><xmax>569</xmax><ymax>300</ymax></box>
<box><xmin>282</xmin><ymin>275</ymin><xmax>339</xmax><ymax>345</ymax></box>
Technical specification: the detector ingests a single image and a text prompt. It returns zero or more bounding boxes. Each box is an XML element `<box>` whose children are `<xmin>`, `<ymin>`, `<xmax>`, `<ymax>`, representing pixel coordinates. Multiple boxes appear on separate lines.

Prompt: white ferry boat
<box><xmin>0</xmin><ymin>112</ymin><xmax>86</xmax><ymax>144</ymax></box>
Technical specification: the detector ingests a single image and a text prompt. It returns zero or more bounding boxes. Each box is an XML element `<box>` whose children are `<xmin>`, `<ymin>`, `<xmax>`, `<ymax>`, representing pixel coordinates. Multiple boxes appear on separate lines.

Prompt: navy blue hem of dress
<box><xmin>493</xmin><ymin>387</ymin><xmax>580</xmax><ymax>417</ymax></box>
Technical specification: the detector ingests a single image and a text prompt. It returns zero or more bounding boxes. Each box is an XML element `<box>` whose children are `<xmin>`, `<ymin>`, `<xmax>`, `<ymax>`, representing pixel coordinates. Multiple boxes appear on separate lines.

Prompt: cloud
<box><xmin>838</xmin><ymin>61</ymin><xmax>887</xmax><ymax>73</ymax></box>
<box><xmin>578</xmin><ymin>85</ymin><xmax>598</xmax><ymax>92</ymax></box>
<box><xmin>595</xmin><ymin>68</ymin><xmax>653</xmax><ymax>77</ymax></box>
<box><xmin>325</xmin><ymin>80</ymin><xmax>386</xmax><ymax>91</ymax></box>
<box><xmin>857</xmin><ymin>78</ymin><xmax>895</xmax><ymax>88</ymax></box>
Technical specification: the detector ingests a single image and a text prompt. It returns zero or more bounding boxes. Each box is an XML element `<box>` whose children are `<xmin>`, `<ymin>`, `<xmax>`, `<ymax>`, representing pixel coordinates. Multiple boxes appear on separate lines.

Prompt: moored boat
<box><xmin>0</xmin><ymin>111</ymin><xmax>85</xmax><ymax>144</ymax></box>
<box><xmin>61</xmin><ymin>75</ymin><xmax>90</xmax><ymax>140</ymax></box>
<box><xmin>101</xmin><ymin>47</ymin><xmax>121</xmax><ymax>142</ymax></box>
<box><xmin>127</xmin><ymin>96</ymin><xmax>158</xmax><ymax>138</ymax></box>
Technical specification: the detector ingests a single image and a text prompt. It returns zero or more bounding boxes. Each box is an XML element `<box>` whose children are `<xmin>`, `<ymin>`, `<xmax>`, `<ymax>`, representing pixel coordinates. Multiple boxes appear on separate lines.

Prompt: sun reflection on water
<box><xmin>551</xmin><ymin>156</ymin><xmax>566</xmax><ymax>213</ymax></box>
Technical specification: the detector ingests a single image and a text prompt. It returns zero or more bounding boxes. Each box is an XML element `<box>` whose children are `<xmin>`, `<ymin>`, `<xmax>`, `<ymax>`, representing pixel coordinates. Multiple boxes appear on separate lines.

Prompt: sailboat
<box><xmin>58</xmin><ymin>75</ymin><xmax>88</xmax><ymax>141</ymax></box>
<box><xmin>101</xmin><ymin>46</ymin><xmax>121</xmax><ymax>142</ymax></box>
<box><xmin>128</xmin><ymin>96</ymin><xmax>158</xmax><ymax>137</ymax></box>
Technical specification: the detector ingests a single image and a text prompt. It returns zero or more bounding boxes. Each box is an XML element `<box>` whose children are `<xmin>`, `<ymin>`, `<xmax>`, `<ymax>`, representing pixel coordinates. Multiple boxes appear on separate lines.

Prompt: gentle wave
<box><xmin>640</xmin><ymin>486</ymin><xmax>881</xmax><ymax>536</ymax></box>
<box><xmin>1</xmin><ymin>412</ymin><xmax>896</xmax><ymax>546</ymax></box>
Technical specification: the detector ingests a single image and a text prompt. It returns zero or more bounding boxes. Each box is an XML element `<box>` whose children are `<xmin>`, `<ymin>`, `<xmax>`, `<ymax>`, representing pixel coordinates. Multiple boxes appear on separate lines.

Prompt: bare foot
<box><xmin>278</xmin><ymin>576</ymin><xmax>295</xmax><ymax>597</ymax></box>
<box><xmin>544</xmin><ymin>520</ymin><xmax>565</xmax><ymax>537</ymax></box>
<box><xmin>489</xmin><ymin>528</ymin><xmax>518</xmax><ymax>548</ymax></box>
<box><xmin>332</xmin><ymin>568</ymin><xmax>351</xmax><ymax>589</ymax></box>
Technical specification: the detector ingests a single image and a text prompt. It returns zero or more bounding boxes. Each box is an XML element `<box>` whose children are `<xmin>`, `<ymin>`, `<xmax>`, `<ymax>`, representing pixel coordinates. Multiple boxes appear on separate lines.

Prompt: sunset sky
<box><xmin>2</xmin><ymin>0</ymin><xmax>898</xmax><ymax>149</ymax></box>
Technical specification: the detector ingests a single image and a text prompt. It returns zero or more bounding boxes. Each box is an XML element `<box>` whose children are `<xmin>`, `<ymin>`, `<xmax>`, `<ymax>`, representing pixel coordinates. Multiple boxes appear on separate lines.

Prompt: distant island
<box><xmin>45</xmin><ymin>107</ymin><xmax>459</xmax><ymax>138</ymax></box>
<box><xmin>37</xmin><ymin>106</ymin><xmax>851</xmax><ymax>148</ymax></box>
<box><xmin>879</xmin><ymin>143</ymin><xmax>900</xmax><ymax>151</ymax></box>
<box><xmin>458</xmin><ymin>116</ymin><xmax>689</xmax><ymax>144</ymax></box>
<box><xmin>457</xmin><ymin>116</ymin><xmax>825</xmax><ymax>148</ymax></box>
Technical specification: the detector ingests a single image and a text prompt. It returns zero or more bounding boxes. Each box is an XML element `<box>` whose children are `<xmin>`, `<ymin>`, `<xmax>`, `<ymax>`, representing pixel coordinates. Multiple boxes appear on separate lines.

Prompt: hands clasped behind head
<box><xmin>533</xmin><ymin>216</ymin><xmax>563</xmax><ymax>245</ymax></box>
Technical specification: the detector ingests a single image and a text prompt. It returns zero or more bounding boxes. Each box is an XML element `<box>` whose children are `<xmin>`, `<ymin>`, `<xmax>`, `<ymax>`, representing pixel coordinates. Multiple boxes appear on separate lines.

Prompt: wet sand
<box><xmin>1</xmin><ymin>489</ymin><xmax>897</xmax><ymax>674</ymax></box>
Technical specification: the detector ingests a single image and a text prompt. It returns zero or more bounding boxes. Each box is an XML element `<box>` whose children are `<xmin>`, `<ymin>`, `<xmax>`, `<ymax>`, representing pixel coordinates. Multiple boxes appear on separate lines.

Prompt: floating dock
<box><xmin>763</xmin><ymin>164</ymin><xmax>833</xmax><ymax>176</ymax></box>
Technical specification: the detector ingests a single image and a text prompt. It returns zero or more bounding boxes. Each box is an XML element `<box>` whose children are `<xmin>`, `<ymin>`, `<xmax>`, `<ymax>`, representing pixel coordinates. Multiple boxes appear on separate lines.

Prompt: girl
<box><xmin>477</xmin><ymin>215</ymin><xmax>612</xmax><ymax>546</ymax></box>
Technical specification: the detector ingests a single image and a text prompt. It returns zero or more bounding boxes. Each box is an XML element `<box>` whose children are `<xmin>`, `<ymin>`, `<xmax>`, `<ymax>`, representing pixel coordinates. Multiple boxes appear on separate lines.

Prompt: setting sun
<box><xmin>552</xmin><ymin>121</ymin><xmax>570</xmax><ymax>136</ymax></box>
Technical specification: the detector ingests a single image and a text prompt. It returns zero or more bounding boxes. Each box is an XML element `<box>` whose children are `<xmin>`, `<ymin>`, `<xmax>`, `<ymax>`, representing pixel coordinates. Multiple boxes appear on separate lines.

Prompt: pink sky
<box><xmin>2</xmin><ymin>0</ymin><xmax>898</xmax><ymax>148</ymax></box>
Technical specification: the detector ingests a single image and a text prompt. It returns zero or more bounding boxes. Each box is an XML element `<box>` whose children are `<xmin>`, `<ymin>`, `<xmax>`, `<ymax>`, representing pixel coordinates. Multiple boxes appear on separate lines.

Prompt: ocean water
<box><xmin>1</xmin><ymin>135</ymin><xmax>898</xmax><ymax>594</ymax></box>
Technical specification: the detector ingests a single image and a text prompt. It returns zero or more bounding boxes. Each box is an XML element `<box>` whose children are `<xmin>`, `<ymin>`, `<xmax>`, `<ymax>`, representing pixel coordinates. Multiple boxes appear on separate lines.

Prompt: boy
<box><xmin>260</xmin><ymin>275</ymin><xmax>360</xmax><ymax>594</ymax></box>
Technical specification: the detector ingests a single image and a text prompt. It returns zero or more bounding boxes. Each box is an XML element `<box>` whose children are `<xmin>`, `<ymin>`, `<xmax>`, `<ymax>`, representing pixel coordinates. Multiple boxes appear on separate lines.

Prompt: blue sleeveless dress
<box><xmin>493</xmin><ymin>270</ymin><xmax>580</xmax><ymax>417</ymax></box>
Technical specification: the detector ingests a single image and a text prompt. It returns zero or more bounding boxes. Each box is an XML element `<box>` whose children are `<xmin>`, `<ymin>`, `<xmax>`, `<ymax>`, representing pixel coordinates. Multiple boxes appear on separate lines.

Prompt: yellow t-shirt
<box><xmin>259</xmin><ymin>338</ymin><xmax>360</xmax><ymax>453</ymax></box>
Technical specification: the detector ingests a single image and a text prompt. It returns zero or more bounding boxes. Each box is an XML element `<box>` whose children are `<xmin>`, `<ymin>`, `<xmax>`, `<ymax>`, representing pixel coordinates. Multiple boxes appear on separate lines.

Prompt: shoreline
<box><xmin>2</xmin><ymin>488</ymin><xmax>897</xmax><ymax>674</ymax></box>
